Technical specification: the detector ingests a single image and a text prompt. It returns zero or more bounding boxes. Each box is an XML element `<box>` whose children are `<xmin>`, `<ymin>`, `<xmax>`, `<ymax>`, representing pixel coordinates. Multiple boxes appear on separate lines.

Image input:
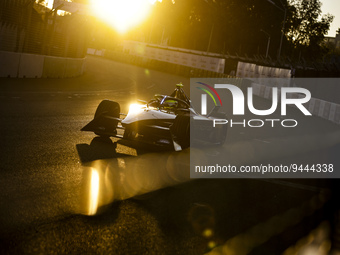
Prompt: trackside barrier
<box><xmin>87</xmin><ymin>47</ymin><xmax>248</xmax><ymax>93</ymax></box>
<box><xmin>87</xmin><ymin>48</ymin><xmax>233</xmax><ymax>80</ymax></box>
<box><xmin>90</xmin><ymin>48</ymin><xmax>339</xmax><ymax>124</ymax></box>
<box><xmin>0</xmin><ymin>51</ymin><xmax>20</xmax><ymax>77</ymax></box>
<box><xmin>42</xmin><ymin>56</ymin><xmax>67</xmax><ymax>78</ymax></box>
<box><xmin>123</xmin><ymin>41</ymin><xmax>226</xmax><ymax>73</ymax></box>
<box><xmin>321</xmin><ymin>101</ymin><xmax>331</xmax><ymax>119</ymax></box>
<box><xmin>18</xmin><ymin>54</ymin><xmax>44</xmax><ymax>78</ymax></box>
<box><xmin>64</xmin><ymin>58</ymin><xmax>86</xmax><ymax>77</ymax></box>
<box><xmin>251</xmin><ymin>82</ymin><xmax>340</xmax><ymax>125</ymax></box>
<box><xmin>330</xmin><ymin>104</ymin><xmax>340</xmax><ymax>124</ymax></box>
<box><xmin>0</xmin><ymin>50</ymin><xmax>86</xmax><ymax>78</ymax></box>
<box><xmin>87</xmin><ymin>48</ymin><xmax>96</xmax><ymax>55</ymax></box>
<box><xmin>330</xmin><ymin>103</ymin><xmax>340</xmax><ymax>124</ymax></box>
<box><xmin>312</xmin><ymin>99</ymin><xmax>321</xmax><ymax>116</ymax></box>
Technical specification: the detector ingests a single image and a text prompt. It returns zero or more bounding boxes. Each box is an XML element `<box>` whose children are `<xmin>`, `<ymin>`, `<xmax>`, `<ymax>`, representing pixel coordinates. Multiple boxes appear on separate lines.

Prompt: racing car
<box><xmin>81</xmin><ymin>83</ymin><xmax>228</xmax><ymax>151</ymax></box>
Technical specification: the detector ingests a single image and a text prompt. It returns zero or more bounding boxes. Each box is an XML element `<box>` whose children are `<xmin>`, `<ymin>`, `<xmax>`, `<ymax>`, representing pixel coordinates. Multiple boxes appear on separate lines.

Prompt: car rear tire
<box><xmin>210</xmin><ymin>112</ymin><xmax>228</xmax><ymax>145</ymax></box>
<box><xmin>94</xmin><ymin>100</ymin><xmax>120</xmax><ymax>137</ymax></box>
<box><xmin>171</xmin><ymin>114</ymin><xmax>190</xmax><ymax>149</ymax></box>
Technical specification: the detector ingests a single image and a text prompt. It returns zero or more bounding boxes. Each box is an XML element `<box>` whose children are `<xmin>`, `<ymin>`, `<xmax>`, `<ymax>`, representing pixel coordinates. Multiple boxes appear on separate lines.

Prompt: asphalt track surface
<box><xmin>0</xmin><ymin>56</ymin><xmax>339</xmax><ymax>254</ymax></box>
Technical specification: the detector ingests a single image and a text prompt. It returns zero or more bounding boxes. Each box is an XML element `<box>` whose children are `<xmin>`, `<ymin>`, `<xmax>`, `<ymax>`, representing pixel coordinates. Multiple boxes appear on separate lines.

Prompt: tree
<box><xmin>122</xmin><ymin>0</ymin><xmax>333</xmax><ymax>61</ymax></box>
<box><xmin>147</xmin><ymin>0</ymin><xmax>286</xmax><ymax>55</ymax></box>
<box><xmin>285</xmin><ymin>0</ymin><xmax>334</xmax><ymax>59</ymax></box>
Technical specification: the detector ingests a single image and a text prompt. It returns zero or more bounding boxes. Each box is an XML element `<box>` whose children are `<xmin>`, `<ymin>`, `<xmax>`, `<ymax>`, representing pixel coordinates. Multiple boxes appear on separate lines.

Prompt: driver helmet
<box><xmin>171</xmin><ymin>82</ymin><xmax>189</xmax><ymax>103</ymax></box>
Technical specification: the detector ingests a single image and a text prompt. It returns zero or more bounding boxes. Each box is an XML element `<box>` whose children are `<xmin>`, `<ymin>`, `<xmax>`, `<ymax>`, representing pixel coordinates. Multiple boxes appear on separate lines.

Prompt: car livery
<box><xmin>81</xmin><ymin>83</ymin><xmax>228</xmax><ymax>151</ymax></box>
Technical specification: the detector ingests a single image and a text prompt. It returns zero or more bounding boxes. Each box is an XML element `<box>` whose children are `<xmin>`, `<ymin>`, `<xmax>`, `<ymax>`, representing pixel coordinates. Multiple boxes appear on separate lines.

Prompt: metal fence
<box><xmin>0</xmin><ymin>0</ymin><xmax>88</xmax><ymax>58</ymax></box>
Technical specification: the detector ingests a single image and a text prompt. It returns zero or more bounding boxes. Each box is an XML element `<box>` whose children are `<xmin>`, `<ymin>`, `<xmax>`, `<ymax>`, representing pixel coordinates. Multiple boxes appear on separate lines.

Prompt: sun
<box><xmin>91</xmin><ymin>0</ymin><xmax>160</xmax><ymax>33</ymax></box>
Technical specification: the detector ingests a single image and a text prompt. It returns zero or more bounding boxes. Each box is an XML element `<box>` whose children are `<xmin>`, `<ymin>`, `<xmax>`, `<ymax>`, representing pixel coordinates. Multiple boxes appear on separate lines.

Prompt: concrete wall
<box><xmin>0</xmin><ymin>51</ymin><xmax>86</xmax><ymax>78</ymax></box>
<box><xmin>0</xmin><ymin>51</ymin><xmax>20</xmax><ymax>77</ymax></box>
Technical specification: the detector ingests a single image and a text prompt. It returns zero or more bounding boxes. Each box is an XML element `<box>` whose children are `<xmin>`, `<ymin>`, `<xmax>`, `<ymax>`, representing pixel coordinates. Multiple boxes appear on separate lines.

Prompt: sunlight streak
<box><xmin>88</xmin><ymin>169</ymin><xmax>100</xmax><ymax>215</ymax></box>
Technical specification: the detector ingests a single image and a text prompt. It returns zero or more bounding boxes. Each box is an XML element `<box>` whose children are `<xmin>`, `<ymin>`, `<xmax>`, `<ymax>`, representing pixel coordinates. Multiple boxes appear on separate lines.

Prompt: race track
<box><xmin>0</xmin><ymin>56</ymin><xmax>339</xmax><ymax>254</ymax></box>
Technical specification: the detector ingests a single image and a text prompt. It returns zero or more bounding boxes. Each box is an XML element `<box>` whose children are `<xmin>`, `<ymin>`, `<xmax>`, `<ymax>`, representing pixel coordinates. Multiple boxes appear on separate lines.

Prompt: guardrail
<box><xmin>251</xmin><ymin>82</ymin><xmax>340</xmax><ymax>125</ymax></box>
<box><xmin>87</xmin><ymin>48</ymin><xmax>241</xmax><ymax>83</ymax></box>
<box><xmin>0</xmin><ymin>51</ymin><xmax>86</xmax><ymax>78</ymax></box>
<box><xmin>88</xmin><ymin>48</ymin><xmax>340</xmax><ymax>125</ymax></box>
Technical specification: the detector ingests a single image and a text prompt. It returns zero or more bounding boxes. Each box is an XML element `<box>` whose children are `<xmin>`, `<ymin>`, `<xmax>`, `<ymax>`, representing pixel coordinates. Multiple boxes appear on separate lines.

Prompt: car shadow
<box><xmin>76</xmin><ymin>137</ymin><xmax>119</xmax><ymax>163</ymax></box>
<box><xmin>76</xmin><ymin>136</ymin><xmax>175</xmax><ymax>164</ymax></box>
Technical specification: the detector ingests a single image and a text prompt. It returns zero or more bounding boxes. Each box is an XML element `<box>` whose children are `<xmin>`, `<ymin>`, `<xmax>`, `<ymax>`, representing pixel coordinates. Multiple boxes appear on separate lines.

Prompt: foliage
<box><xmin>146</xmin><ymin>0</ymin><xmax>286</xmax><ymax>57</ymax></box>
<box><xmin>285</xmin><ymin>0</ymin><xmax>333</xmax><ymax>60</ymax></box>
<box><xmin>35</xmin><ymin>0</ymin><xmax>335</xmax><ymax>61</ymax></box>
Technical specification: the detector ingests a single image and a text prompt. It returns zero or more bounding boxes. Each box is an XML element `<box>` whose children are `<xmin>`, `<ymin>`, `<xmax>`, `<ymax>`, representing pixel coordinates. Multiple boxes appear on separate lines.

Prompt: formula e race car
<box><xmin>81</xmin><ymin>83</ymin><xmax>228</xmax><ymax>151</ymax></box>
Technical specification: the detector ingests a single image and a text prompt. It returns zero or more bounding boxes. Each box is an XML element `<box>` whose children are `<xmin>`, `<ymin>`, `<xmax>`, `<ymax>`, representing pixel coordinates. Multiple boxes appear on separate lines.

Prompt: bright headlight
<box><xmin>129</xmin><ymin>103</ymin><xmax>144</xmax><ymax>114</ymax></box>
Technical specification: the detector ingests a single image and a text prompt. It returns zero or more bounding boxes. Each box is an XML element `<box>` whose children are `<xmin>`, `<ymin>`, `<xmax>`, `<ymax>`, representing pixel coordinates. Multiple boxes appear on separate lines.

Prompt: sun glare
<box><xmin>91</xmin><ymin>0</ymin><xmax>161</xmax><ymax>33</ymax></box>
